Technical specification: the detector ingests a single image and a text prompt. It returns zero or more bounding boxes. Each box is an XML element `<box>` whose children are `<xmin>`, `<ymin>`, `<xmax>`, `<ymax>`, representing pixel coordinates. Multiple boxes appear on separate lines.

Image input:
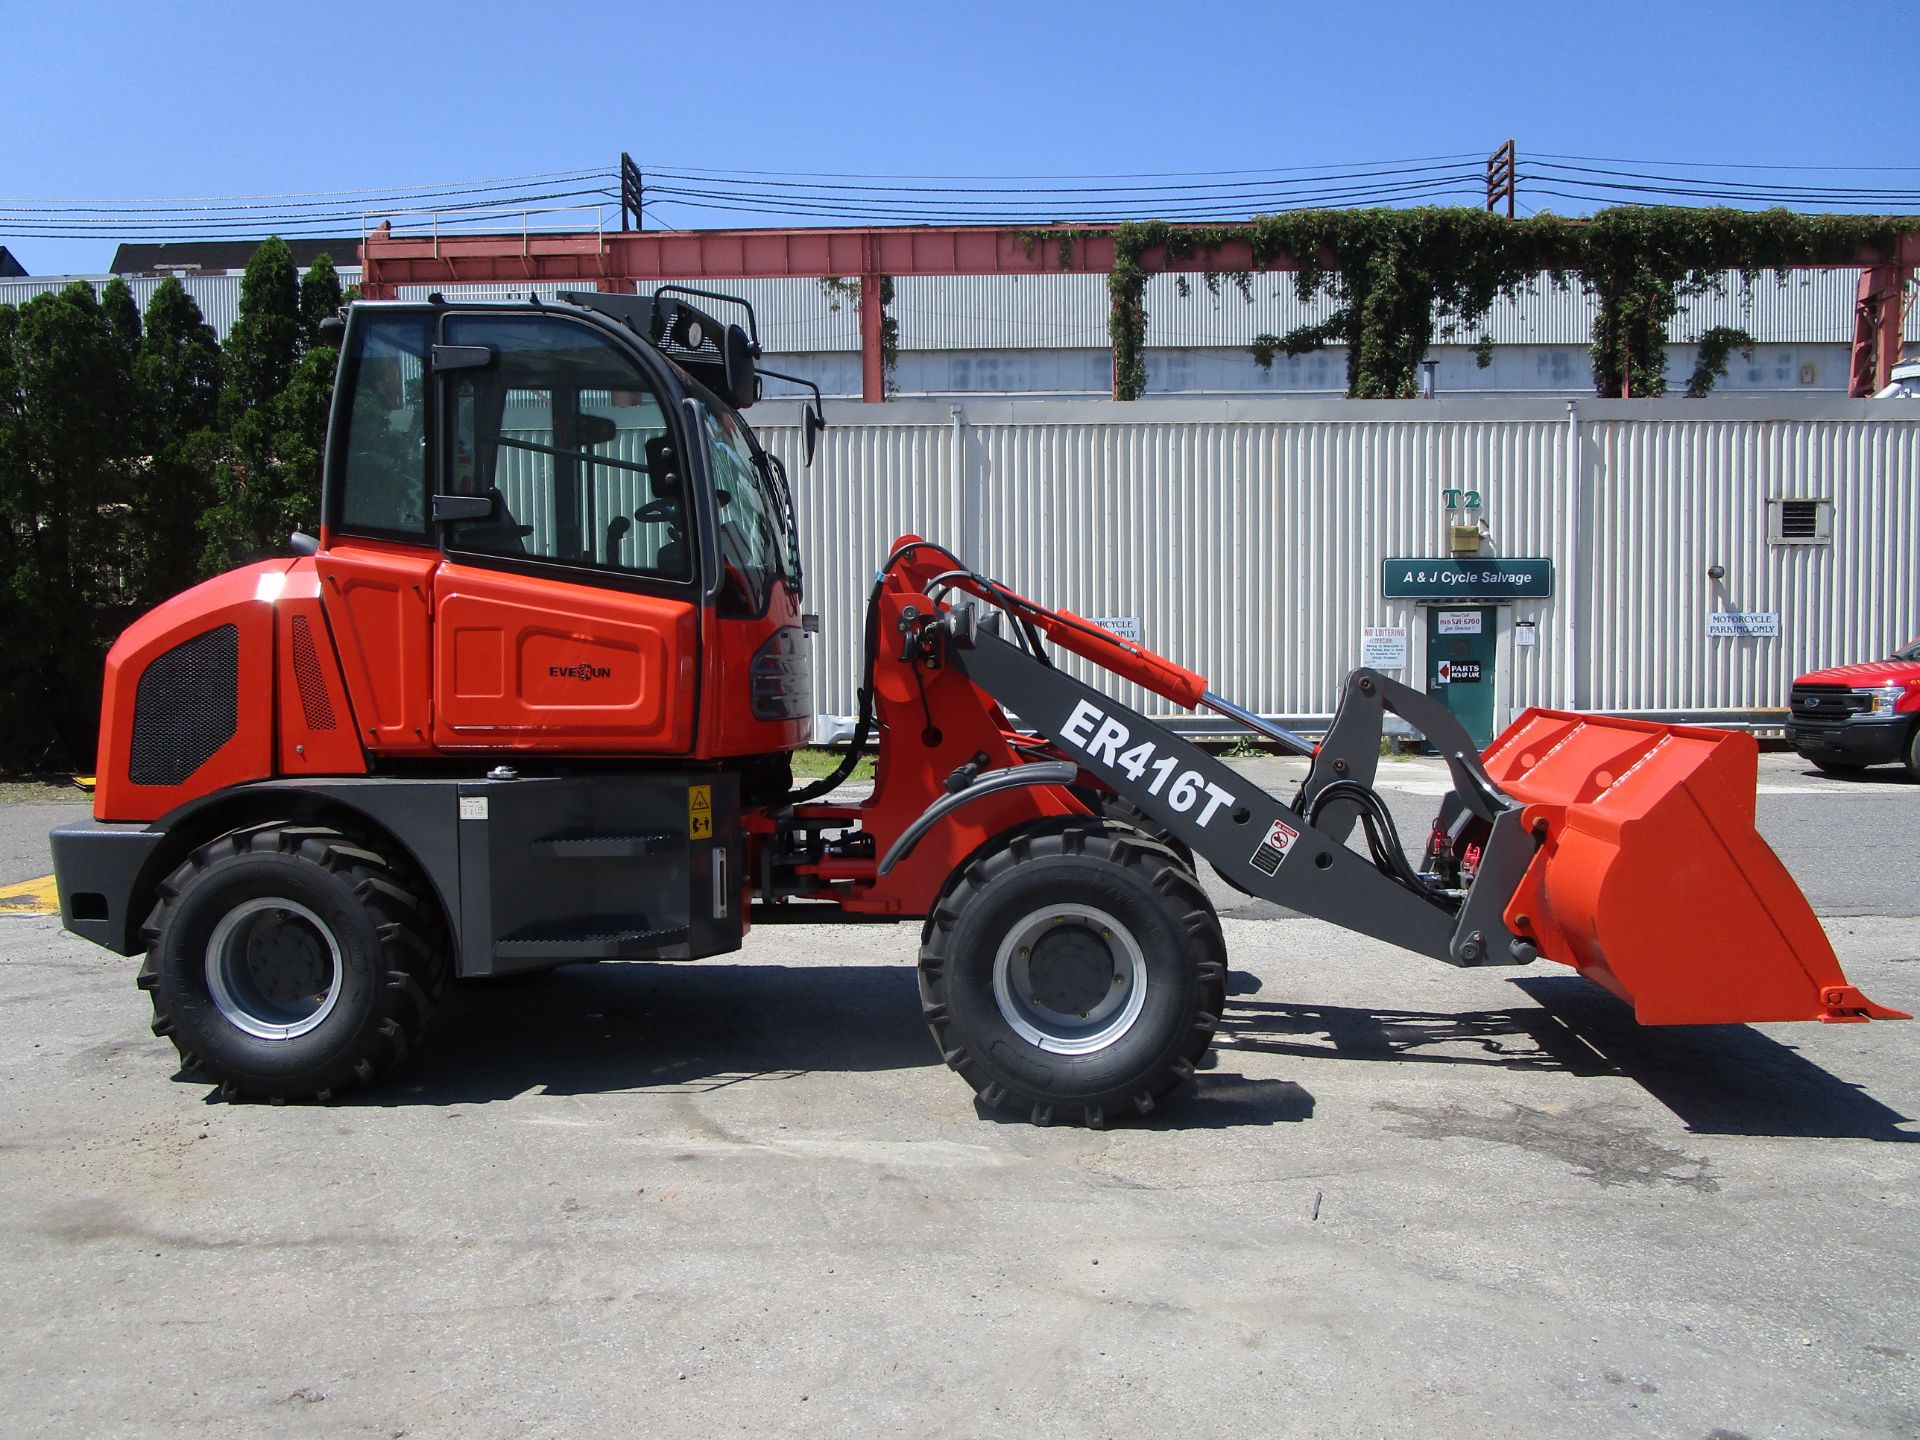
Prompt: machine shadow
<box><xmin>967</xmin><ymin>1071</ymin><xmax>1317</xmax><ymax>1131</ymax></box>
<box><xmin>348</xmin><ymin>961</ymin><xmax>940</xmax><ymax>1106</ymax></box>
<box><xmin>1219</xmin><ymin>975</ymin><xmax>1915</xmax><ymax>1142</ymax></box>
<box><xmin>270</xmin><ymin>958</ymin><xmax>1317</xmax><ymax>1129</ymax></box>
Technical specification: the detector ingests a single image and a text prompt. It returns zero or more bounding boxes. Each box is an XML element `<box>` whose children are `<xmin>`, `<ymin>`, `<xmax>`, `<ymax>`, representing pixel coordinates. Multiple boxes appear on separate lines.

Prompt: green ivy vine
<box><xmin>1076</xmin><ymin>207</ymin><xmax>1912</xmax><ymax>399</ymax></box>
<box><xmin>818</xmin><ymin>274</ymin><xmax>898</xmax><ymax>395</ymax></box>
<box><xmin>1685</xmin><ymin>326</ymin><xmax>1758</xmax><ymax>398</ymax></box>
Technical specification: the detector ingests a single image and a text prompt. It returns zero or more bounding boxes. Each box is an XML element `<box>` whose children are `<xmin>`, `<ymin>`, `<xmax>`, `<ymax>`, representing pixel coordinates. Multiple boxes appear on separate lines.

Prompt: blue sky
<box><xmin>3</xmin><ymin>0</ymin><xmax>1914</xmax><ymax>275</ymax></box>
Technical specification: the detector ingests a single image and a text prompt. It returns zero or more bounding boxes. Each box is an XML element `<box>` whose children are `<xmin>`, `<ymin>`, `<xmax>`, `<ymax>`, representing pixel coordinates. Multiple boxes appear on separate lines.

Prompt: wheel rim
<box><xmin>992</xmin><ymin>903</ymin><xmax>1147</xmax><ymax>1055</ymax></box>
<box><xmin>204</xmin><ymin>898</ymin><xmax>344</xmax><ymax>1041</ymax></box>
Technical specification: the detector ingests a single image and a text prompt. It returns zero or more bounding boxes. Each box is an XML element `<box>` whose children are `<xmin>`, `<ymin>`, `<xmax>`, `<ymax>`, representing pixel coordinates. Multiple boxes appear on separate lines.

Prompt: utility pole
<box><xmin>619</xmin><ymin>153</ymin><xmax>645</xmax><ymax>232</ymax></box>
<box><xmin>1486</xmin><ymin>139</ymin><xmax>1517</xmax><ymax>219</ymax></box>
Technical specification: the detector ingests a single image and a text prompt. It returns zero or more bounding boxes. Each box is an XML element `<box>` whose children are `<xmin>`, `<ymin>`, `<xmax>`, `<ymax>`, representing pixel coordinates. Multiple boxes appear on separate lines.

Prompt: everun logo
<box><xmin>548</xmin><ymin>663</ymin><xmax>612</xmax><ymax>682</ymax></box>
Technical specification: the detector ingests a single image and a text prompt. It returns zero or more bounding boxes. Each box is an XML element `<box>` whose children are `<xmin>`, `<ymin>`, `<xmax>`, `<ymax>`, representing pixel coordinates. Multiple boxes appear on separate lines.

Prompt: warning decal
<box><xmin>688</xmin><ymin>784</ymin><xmax>713</xmax><ymax>840</ymax></box>
<box><xmin>1249</xmin><ymin>817</ymin><xmax>1299</xmax><ymax>876</ymax></box>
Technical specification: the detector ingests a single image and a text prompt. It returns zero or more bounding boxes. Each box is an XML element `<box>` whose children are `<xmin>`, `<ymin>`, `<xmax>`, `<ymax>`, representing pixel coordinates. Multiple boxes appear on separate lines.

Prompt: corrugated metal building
<box><xmin>3</xmin><ymin>267</ymin><xmax>1910</xmax><ymax>742</ymax></box>
<box><xmin>740</xmin><ymin>396</ymin><xmax>1920</xmax><ymax>740</ymax></box>
<box><xmin>3</xmin><ymin>265</ymin><xmax>1907</xmax><ymax>399</ymax></box>
<box><xmin>0</xmin><ymin>268</ymin><xmax>364</xmax><ymax>339</ymax></box>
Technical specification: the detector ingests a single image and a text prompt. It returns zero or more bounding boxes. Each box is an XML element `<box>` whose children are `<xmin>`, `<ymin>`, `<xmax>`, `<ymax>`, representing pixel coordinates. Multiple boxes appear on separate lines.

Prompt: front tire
<box><xmin>140</xmin><ymin>825</ymin><xmax>449</xmax><ymax>1101</ymax></box>
<box><xmin>1907</xmin><ymin>725</ymin><xmax>1920</xmax><ymax>782</ymax></box>
<box><xmin>1810</xmin><ymin>756</ymin><xmax>1867</xmax><ymax>775</ymax></box>
<box><xmin>918</xmin><ymin>822</ymin><xmax>1225</xmax><ymax>1127</ymax></box>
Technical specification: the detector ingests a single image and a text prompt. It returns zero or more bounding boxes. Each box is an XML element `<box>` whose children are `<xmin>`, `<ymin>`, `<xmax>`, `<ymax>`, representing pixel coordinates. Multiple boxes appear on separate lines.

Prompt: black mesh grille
<box><xmin>290</xmin><ymin>614</ymin><xmax>337</xmax><ymax>731</ymax></box>
<box><xmin>130</xmin><ymin>625</ymin><xmax>240</xmax><ymax>786</ymax></box>
<box><xmin>1790</xmin><ymin>684</ymin><xmax>1868</xmax><ymax>718</ymax></box>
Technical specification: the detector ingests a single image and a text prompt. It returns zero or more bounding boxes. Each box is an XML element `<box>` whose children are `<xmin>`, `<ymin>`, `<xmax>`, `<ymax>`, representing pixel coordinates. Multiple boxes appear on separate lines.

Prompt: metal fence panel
<box><xmin>751</xmin><ymin>398</ymin><xmax>1914</xmax><ymax>737</ymax></box>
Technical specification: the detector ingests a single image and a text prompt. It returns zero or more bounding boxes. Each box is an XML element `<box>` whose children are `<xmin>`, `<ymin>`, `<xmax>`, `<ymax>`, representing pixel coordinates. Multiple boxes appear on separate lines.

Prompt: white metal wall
<box><xmin>1584</xmin><ymin>413</ymin><xmax>1920</xmax><ymax>712</ymax></box>
<box><xmin>0</xmin><ymin>267</ymin><xmax>360</xmax><ymax>339</ymax></box>
<box><xmin>749</xmin><ymin>397</ymin><xmax>1919</xmax><ymax>734</ymax></box>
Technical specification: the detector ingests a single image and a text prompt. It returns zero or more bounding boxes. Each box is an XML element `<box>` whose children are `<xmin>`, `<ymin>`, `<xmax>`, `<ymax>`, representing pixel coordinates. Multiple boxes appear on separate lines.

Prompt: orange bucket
<box><xmin>1481</xmin><ymin>709</ymin><xmax>1907</xmax><ymax>1026</ymax></box>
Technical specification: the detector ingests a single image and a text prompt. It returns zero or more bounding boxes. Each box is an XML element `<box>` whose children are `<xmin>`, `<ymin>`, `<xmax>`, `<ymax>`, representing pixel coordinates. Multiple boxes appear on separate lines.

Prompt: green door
<box><xmin>1427</xmin><ymin>606</ymin><xmax>1498</xmax><ymax>748</ymax></box>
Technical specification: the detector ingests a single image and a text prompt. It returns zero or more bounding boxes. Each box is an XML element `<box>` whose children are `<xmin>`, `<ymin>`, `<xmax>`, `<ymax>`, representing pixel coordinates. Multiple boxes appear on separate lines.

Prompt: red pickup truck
<box><xmin>1787</xmin><ymin>639</ymin><xmax>1920</xmax><ymax>777</ymax></box>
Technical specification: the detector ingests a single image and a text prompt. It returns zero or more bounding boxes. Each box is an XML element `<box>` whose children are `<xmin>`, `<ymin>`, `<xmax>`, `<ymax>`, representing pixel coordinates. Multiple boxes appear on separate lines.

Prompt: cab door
<box><xmin>429</xmin><ymin>312</ymin><xmax>701</xmax><ymax>755</ymax></box>
<box><xmin>315</xmin><ymin>309</ymin><xmax>438</xmax><ymax>755</ymax></box>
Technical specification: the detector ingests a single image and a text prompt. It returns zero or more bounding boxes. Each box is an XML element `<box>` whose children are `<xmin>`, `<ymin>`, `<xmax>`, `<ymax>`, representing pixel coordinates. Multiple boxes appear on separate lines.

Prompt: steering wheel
<box><xmin>634</xmin><ymin>498</ymin><xmax>681</xmax><ymax>526</ymax></box>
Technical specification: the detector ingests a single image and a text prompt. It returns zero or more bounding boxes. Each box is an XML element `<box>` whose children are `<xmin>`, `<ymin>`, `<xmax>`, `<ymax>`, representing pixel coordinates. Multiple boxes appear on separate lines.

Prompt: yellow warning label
<box><xmin>688</xmin><ymin>784</ymin><xmax>713</xmax><ymax>840</ymax></box>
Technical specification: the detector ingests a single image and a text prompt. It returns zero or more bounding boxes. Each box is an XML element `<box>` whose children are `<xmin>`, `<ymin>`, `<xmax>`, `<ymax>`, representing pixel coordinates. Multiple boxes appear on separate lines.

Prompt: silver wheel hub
<box><xmin>992</xmin><ymin>903</ymin><xmax>1147</xmax><ymax>1055</ymax></box>
<box><xmin>205</xmin><ymin>898</ymin><xmax>344</xmax><ymax>1041</ymax></box>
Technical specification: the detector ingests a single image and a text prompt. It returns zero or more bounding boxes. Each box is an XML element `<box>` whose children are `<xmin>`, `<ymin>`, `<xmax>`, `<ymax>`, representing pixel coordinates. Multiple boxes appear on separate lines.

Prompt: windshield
<box><xmin>698</xmin><ymin>402</ymin><xmax>795</xmax><ymax>610</ymax></box>
<box><xmin>1895</xmin><ymin>637</ymin><xmax>1920</xmax><ymax>661</ymax></box>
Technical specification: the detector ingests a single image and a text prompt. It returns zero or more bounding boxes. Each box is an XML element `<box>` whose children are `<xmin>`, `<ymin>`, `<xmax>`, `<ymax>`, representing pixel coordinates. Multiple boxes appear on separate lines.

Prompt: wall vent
<box><xmin>1768</xmin><ymin>497</ymin><xmax>1831</xmax><ymax>545</ymax></box>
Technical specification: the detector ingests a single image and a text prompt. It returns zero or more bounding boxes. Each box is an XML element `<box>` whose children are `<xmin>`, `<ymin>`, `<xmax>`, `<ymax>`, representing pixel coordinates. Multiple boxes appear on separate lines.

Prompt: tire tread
<box><xmin>918</xmin><ymin>820</ymin><xmax>1226</xmax><ymax>1128</ymax></box>
<box><xmin>141</xmin><ymin>824</ymin><xmax>449</xmax><ymax>1102</ymax></box>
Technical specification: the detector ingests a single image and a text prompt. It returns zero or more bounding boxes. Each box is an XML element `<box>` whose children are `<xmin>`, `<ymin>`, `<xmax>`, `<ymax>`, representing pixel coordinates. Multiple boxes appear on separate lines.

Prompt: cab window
<box><xmin>333</xmin><ymin>313</ymin><xmax>431</xmax><ymax>540</ymax></box>
<box><xmin>442</xmin><ymin>315</ymin><xmax>689</xmax><ymax>582</ymax></box>
<box><xmin>699</xmin><ymin>402</ymin><xmax>793</xmax><ymax>611</ymax></box>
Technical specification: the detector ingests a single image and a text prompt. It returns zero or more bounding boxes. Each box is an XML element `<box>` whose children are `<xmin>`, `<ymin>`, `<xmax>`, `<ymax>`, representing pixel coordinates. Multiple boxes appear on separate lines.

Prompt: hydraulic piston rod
<box><xmin>1200</xmin><ymin>689</ymin><xmax>1317</xmax><ymax>758</ymax></box>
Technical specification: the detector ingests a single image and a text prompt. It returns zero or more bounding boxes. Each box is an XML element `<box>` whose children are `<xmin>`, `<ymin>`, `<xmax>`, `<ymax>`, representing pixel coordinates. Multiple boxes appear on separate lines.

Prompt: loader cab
<box><xmin>315</xmin><ymin>295</ymin><xmax>811</xmax><ymax>765</ymax></box>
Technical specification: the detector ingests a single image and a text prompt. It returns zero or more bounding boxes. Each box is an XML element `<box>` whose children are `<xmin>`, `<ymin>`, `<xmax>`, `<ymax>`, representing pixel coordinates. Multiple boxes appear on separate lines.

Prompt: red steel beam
<box><xmin>358</xmin><ymin>223</ymin><xmax>1330</xmax><ymax>290</ymax></box>
<box><xmin>359</xmin><ymin>222</ymin><xmax>1920</xmax><ymax>402</ymax></box>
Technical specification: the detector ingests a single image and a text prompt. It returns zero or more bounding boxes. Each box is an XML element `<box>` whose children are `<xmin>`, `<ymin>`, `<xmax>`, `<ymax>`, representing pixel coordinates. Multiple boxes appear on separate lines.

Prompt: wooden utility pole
<box><xmin>1486</xmin><ymin>140</ymin><xmax>1517</xmax><ymax>219</ymax></box>
<box><xmin>619</xmin><ymin>153</ymin><xmax>645</xmax><ymax>232</ymax></box>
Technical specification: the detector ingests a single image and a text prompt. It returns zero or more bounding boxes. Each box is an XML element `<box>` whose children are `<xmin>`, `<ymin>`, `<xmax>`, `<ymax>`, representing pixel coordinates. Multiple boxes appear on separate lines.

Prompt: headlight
<box><xmin>1852</xmin><ymin>684</ymin><xmax>1907</xmax><ymax>715</ymax></box>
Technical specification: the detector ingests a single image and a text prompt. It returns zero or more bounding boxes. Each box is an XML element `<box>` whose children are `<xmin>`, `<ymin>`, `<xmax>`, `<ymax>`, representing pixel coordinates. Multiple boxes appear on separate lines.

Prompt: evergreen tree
<box><xmin>0</xmin><ymin>283</ymin><xmax>139</xmax><ymax>769</ymax></box>
<box><xmin>203</xmin><ymin>237</ymin><xmax>306</xmax><ymax>569</ymax></box>
<box><xmin>101</xmin><ymin>277</ymin><xmax>143</xmax><ymax>352</ymax></box>
<box><xmin>299</xmin><ymin>253</ymin><xmax>344</xmax><ymax>349</ymax></box>
<box><xmin>220</xmin><ymin>236</ymin><xmax>299</xmax><ymax>424</ymax></box>
<box><xmin>132</xmin><ymin>279</ymin><xmax>223</xmax><ymax>604</ymax></box>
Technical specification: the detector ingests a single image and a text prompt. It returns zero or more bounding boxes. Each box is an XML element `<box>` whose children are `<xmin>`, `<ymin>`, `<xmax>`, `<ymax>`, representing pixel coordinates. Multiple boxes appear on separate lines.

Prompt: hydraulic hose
<box><xmin>786</xmin><ymin>540</ymin><xmax>965</xmax><ymax>804</ymax></box>
<box><xmin>1306</xmin><ymin>779</ymin><xmax>1459</xmax><ymax>910</ymax></box>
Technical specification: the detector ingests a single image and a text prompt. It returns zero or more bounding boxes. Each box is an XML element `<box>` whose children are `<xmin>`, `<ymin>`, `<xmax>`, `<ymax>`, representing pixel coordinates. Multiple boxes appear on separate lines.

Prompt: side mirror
<box><xmin>315</xmin><ymin>316</ymin><xmax>346</xmax><ymax>349</ymax></box>
<box><xmin>723</xmin><ymin>324</ymin><xmax>758</xmax><ymax>411</ymax></box>
<box><xmin>754</xmin><ymin>366</ymin><xmax>828</xmax><ymax>467</ymax></box>
<box><xmin>802</xmin><ymin>404</ymin><xmax>825</xmax><ymax>466</ymax></box>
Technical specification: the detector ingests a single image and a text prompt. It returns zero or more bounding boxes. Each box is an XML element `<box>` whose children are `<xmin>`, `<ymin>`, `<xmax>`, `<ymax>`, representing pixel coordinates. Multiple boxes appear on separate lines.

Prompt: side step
<box><xmin>495</xmin><ymin>920</ymin><xmax>692</xmax><ymax>962</ymax></box>
<box><xmin>527</xmin><ymin>830</ymin><xmax>678</xmax><ymax>860</ymax></box>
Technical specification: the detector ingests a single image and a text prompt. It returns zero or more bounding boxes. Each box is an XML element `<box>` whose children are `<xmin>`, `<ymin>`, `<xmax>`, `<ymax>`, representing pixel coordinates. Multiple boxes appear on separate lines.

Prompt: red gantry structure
<box><xmin>356</xmin><ymin>222</ymin><xmax>1917</xmax><ymax>402</ymax></box>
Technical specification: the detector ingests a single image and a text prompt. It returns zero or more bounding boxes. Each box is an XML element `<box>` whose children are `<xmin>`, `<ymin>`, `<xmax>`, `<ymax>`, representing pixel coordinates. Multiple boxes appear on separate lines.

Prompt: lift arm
<box><xmin>942</xmin><ymin>618</ymin><xmax>1526</xmax><ymax>965</ymax></box>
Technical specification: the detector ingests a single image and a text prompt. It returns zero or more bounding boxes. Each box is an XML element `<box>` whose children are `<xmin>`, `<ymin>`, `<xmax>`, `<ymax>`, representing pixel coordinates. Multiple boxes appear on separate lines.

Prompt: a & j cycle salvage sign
<box><xmin>1381</xmin><ymin>557</ymin><xmax>1554</xmax><ymax>599</ymax></box>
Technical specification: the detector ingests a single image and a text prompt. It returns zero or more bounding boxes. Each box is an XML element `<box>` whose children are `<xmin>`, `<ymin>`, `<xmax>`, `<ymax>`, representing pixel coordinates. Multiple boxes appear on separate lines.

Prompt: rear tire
<box><xmin>139</xmin><ymin>825</ymin><xmax>449</xmax><ymax>1102</ymax></box>
<box><xmin>918</xmin><ymin>821</ymin><xmax>1225</xmax><ymax>1127</ymax></box>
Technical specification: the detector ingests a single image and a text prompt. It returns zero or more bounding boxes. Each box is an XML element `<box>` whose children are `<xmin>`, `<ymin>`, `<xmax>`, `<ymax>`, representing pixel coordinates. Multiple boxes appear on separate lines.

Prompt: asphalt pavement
<box><xmin>0</xmin><ymin>756</ymin><xmax>1915</xmax><ymax>1439</ymax></box>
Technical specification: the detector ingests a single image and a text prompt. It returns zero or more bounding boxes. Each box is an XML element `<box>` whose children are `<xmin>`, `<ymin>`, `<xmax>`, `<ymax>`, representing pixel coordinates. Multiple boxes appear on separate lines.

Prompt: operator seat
<box><xmin>644</xmin><ymin>435</ymin><xmax>688</xmax><ymax>578</ymax></box>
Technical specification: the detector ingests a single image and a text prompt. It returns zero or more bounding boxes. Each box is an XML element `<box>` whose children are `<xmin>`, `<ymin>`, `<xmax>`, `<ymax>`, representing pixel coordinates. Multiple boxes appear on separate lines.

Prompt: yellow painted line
<box><xmin>0</xmin><ymin>875</ymin><xmax>59</xmax><ymax>915</ymax></box>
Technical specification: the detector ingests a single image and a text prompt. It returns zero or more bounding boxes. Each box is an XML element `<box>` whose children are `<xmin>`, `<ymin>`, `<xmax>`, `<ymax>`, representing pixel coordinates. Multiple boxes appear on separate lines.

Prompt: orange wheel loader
<box><xmin>49</xmin><ymin>289</ymin><xmax>1904</xmax><ymax>1124</ymax></box>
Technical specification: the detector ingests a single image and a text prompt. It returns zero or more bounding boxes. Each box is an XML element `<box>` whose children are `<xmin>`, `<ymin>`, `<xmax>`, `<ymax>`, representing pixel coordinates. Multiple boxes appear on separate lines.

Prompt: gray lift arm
<box><xmin>940</xmin><ymin>622</ymin><xmax>1541</xmax><ymax>971</ymax></box>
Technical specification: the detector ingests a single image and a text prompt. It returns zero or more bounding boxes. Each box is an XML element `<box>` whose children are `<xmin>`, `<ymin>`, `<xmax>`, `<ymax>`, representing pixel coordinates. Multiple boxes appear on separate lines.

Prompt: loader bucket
<box><xmin>1480</xmin><ymin>709</ymin><xmax>1907</xmax><ymax>1026</ymax></box>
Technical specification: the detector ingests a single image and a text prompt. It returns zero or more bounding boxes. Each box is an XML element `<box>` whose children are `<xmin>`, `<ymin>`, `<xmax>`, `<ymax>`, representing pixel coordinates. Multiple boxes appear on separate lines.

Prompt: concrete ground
<box><xmin>1</xmin><ymin>756</ymin><xmax>1915</xmax><ymax>1439</ymax></box>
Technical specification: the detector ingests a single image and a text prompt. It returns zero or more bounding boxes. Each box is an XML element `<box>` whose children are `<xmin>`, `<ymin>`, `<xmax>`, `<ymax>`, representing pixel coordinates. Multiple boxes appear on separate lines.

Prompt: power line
<box><xmin>0</xmin><ymin>187</ymin><xmax>620</xmax><ymax>233</ymax></box>
<box><xmin>1531</xmin><ymin>151</ymin><xmax>1920</xmax><ymax>175</ymax></box>
<box><xmin>631</xmin><ymin>154</ymin><xmax>1488</xmax><ymax>182</ymax></box>
<box><xmin>0</xmin><ymin>167</ymin><xmax>615</xmax><ymax>206</ymax></box>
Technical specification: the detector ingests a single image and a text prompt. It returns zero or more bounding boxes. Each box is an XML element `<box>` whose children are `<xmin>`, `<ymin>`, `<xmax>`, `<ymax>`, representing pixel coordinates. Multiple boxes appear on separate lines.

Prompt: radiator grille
<box><xmin>290</xmin><ymin>614</ymin><xmax>337</xmax><ymax>731</ymax></box>
<box><xmin>129</xmin><ymin>625</ymin><xmax>240</xmax><ymax>786</ymax></box>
